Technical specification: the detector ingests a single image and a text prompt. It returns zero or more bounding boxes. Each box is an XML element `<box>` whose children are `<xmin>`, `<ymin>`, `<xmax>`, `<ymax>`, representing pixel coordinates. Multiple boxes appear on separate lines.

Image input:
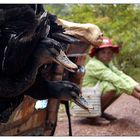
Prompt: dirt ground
<box><xmin>55</xmin><ymin>94</ymin><xmax>140</xmax><ymax>136</ymax></box>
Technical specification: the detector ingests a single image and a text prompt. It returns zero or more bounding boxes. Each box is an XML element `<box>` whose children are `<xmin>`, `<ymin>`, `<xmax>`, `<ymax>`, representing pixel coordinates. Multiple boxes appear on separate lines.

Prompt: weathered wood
<box><xmin>0</xmin><ymin>96</ymin><xmax>46</xmax><ymax>135</ymax></box>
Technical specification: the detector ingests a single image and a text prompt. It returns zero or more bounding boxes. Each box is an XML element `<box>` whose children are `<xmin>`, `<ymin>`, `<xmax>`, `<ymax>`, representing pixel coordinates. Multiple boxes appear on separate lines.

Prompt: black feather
<box><xmin>2</xmin><ymin>5</ymin><xmax>38</xmax><ymax>42</ymax></box>
<box><xmin>47</xmin><ymin>13</ymin><xmax>65</xmax><ymax>36</ymax></box>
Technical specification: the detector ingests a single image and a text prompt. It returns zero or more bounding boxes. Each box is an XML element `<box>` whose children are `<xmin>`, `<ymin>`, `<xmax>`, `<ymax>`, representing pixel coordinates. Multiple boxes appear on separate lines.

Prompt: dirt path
<box><xmin>55</xmin><ymin>94</ymin><xmax>140</xmax><ymax>136</ymax></box>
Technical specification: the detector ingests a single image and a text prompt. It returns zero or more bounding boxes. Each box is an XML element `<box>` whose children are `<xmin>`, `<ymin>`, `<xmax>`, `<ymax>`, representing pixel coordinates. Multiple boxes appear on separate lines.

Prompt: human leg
<box><xmin>88</xmin><ymin>82</ymin><xmax>119</xmax><ymax>125</ymax></box>
<box><xmin>101</xmin><ymin>90</ymin><xmax>119</xmax><ymax>120</ymax></box>
<box><xmin>132</xmin><ymin>88</ymin><xmax>140</xmax><ymax>100</ymax></box>
<box><xmin>101</xmin><ymin>90</ymin><xmax>118</xmax><ymax>112</ymax></box>
<box><xmin>98</xmin><ymin>81</ymin><xmax>119</xmax><ymax>111</ymax></box>
<box><xmin>99</xmin><ymin>81</ymin><xmax>120</xmax><ymax>121</ymax></box>
<box><xmin>135</xmin><ymin>84</ymin><xmax>140</xmax><ymax>92</ymax></box>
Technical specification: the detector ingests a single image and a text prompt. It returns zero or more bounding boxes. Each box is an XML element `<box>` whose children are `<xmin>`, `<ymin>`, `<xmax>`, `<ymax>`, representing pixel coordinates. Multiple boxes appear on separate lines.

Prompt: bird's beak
<box><xmin>72</xmin><ymin>94</ymin><xmax>93</xmax><ymax>112</ymax></box>
<box><xmin>53</xmin><ymin>50</ymin><xmax>78</xmax><ymax>72</ymax></box>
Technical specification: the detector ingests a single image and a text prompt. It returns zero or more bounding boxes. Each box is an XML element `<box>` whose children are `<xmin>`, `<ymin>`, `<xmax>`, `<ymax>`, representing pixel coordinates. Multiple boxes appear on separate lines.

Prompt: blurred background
<box><xmin>45</xmin><ymin>4</ymin><xmax>140</xmax><ymax>82</ymax></box>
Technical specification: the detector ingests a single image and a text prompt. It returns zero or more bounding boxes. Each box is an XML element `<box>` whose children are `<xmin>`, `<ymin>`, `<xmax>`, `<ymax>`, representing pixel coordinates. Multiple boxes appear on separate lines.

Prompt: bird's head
<box><xmin>35</xmin><ymin>37</ymin><xmax>78</xmax><ymax>72</ymax></box>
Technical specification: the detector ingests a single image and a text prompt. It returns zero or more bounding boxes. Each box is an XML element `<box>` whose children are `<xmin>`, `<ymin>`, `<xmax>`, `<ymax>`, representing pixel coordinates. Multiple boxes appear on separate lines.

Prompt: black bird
<box><xmin>0</xmin><ymin>4</ymin><xmax>90</xmax><ymax>123</ymax></box>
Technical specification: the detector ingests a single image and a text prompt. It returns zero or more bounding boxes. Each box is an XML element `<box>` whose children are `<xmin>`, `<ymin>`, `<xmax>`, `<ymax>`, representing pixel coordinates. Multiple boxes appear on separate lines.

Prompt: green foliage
<box><xmin>45</xmin><ymin>4</ymin><xmax>140</xmax><ymax>82</ymax></box>
<box><xmin>44</xmin><ymin>4</ymin><xmax>71</xmax><ymax>17</ymax></box>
